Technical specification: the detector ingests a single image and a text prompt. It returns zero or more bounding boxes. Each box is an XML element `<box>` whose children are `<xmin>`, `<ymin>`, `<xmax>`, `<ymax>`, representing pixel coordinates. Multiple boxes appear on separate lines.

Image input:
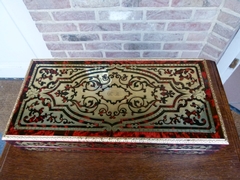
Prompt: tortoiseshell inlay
<box><xmin>7</xmin><ymin>60</ymin><xmax>221</xmax><ymax>137</ymax></box>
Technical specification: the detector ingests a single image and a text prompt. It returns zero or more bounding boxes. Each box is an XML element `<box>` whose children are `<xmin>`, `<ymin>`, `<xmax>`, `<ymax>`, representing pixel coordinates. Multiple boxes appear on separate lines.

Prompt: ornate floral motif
<box><xmin>15</xmin><ymin>141</ymin><xmax>217</xmax><ymax>154</ymax></box>
<box><xmin>15</xmin><ymin>141</ymin><xmax>213</xmax><ymax>150</ymax></box>
<box><xmin>13</xmin><ymin>61</ymin><xmax>216</xmax><ymax>134</ymax></box>
<box><xmin>26</xmin><ymin>87</ymin><xmax>39</xmax><ymax>99</ymax></box>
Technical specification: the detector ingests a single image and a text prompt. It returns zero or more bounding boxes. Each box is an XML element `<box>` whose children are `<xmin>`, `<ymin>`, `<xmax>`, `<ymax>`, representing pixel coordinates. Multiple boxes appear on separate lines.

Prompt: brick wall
<box><xmin>23</xmin><ymin>0</ymin><xmax>240</xmax><ymax>62</ymax></box>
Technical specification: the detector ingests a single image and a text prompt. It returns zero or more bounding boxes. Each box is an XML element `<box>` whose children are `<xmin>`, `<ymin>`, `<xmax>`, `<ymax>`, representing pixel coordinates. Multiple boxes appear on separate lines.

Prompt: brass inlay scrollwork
<box><xmin>14</xmin><ymin>62</ymin><xmax>216</xmax><ymax>133</ymax></box>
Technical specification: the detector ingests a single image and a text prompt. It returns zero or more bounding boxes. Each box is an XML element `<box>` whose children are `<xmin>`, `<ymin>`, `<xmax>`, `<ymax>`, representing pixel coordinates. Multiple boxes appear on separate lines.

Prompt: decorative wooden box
<box><xmin>3</xmin><ymin>59</ymin><xmax>229</xmax><ymax>154</ymax></box>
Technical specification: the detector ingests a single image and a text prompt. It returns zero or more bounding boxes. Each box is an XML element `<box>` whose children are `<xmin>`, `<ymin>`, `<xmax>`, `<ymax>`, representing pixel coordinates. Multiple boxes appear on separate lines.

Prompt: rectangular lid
<box><xmin>3</xmin><ymin>59</ymin><xmax>228</xmax><ymax>145</ymax></box>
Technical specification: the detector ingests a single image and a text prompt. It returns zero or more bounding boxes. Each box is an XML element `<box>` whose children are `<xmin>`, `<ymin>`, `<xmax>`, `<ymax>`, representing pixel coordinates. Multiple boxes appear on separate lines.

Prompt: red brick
<box><xmin>99</xmin><ymin>11</ymin><xmax>143</xmax><ymax>20</ymax></box>
<box><xmin>212</xmin><ymin>23</ymin><xmax>235</xmax><ymax>39</ymax></box>
<box><xmin>163</xmin><ymin>43</ymin><xmax>203</xmax><ymax>50</ymax></box>
<box><xmin>122</xmin><ymin>0</ymin><xmax>169</xmax><ymax>7</ymax></box>
<box><xmin>217</xmin><ymin>11</ymin><xmax>240</xmax><ymax>29</ymax></box>
<box><xmin>202</xmin><ymin>45</ymin><xmax>222</xmax><ymax>58</ymax></box>
<box><xmin>85</xmin><ymin>43</ymin><xmax>122</xmax><ymax>50</ymax></box>
<box><xmin>187</xmin><ymin>33</ymin><xmax>207</xmax><ymax>41</ymax></box>
<box><xmin>102</xmin><ymin>33</ymin><xmax>141</xmax><ymax>41</ymax></box>
<box><xmin>224</xmin><ymin>0</ymin><xmax>240</xmax><ymax>14</ymax></box>
<box><xmin>146</xmin><ymin>10</ymin><xmax>192</xmax><ymax>20</ymax></box>
<box><xmin>124</xmin><ymin>43</ymin><xmax>161</xmax><ymax>50</ymax></box>
<box><xmin>172</xmin><ymin>0</ymin><xmax>222</xmax><ymax>7</ymax></box>
<box><xmin>106</xmin><ymin>52</ymin><xmax>140</xmax><ymax>58</ymax></box>
<box><xmin>168</xmin><ymin>22</ymin><xmax>211</xmax><ymax>31</ymax></box>
<box><xmin>42</xmin><ymin>34</ymin><xmax>60</xmax><ymax>41</ymax></box>
<box><xmin>68</xmin><ymin>51</ymin><xmax>103</xmax><ymax>57</ymax></box>
<box><xmin>61</xmin><ymin>34</ymin><xmax>99</xmax><ymax>41</ymax></box>
<box><xmin>36</xmin><ymin>23</ymin><xmax>77</xmax><ymax>32</ymax></box>
<box><xmin>79</xmin><ymin>23</ymin><xmax>120</xmax><ymax>31</ymax></box>
<box><xmin>123</xmin><ymin>22</ymin><xmax>165</xmax><ymax>31</ymax></box>
<box><xmin>51</xmin><ymin>51</ymin><xmax>68</xmax><ymax>57</ymax></box>
<box><xmin>23</xmin><ymin>0</ymin><xmax>70</xmax><ymax>9</ymax></box>
<box><xmin>72</xmin><ymin>0</ymin><xmax>119</xmax><ymax>8</ymax></box>
<box><xmin>143</xmin><ymin>33</ymin><xmax>184</xmax><ymax>41</ymax></box>
<box><xmin>199</xmin><ymin>52</ymin><xmax>216</xmax><ymax>61</ymax></box>
<box><xmin>143</xmin><ymin>51</ymin><xmax>178</xmax><ymax>58</ymax></box>
<box><xmin>30</xmin><ymin>12</ymin><xmax>52</xmax><ymax>21</ymax></box>
<box><xmin>193</xmin><ymin>10</ymin><xmax>218</xmax><ymax>20</ymax></box>
<box><xmin>181</xmin><ymin>52</ymin><xmax>200</xmax><ymax>58</ymax></box>
<box><xmin>52</xmin><ymin>11</ymin><xmax>95</xmax><ymax>21</ymax></box>
<box><xmin>207</xmin><ymin>33</ymin><xmax>228</xmax><ymax>50</ymax></box>
<box><xmin>47</xmin><ymin>43</ymin><xmax>83</xmax><ymax>50</ymax></box>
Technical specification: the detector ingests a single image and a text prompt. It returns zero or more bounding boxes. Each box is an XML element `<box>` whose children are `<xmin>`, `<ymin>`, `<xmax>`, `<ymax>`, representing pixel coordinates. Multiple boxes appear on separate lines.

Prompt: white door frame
<box><xmin>0</xmin><ymin>0</ymin><xmax>51</xmax><ymax>78</ymax></box>
<box><xmin>217</xmin><ymin>28</ymin><xmax>240</xmax><ymax>84</ymax></box>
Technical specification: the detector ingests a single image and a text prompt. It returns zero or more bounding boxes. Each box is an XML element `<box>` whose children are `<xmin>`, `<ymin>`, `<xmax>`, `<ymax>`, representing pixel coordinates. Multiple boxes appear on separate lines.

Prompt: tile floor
<box><xmin>0</xmin><ymin>79</ymin><xmax>240</xmax><ymax>156</ymax></box>
<box><xmin>0</xmin><ymin>79</ymin><xmax>23</xmax><ymax>133</ymax></box>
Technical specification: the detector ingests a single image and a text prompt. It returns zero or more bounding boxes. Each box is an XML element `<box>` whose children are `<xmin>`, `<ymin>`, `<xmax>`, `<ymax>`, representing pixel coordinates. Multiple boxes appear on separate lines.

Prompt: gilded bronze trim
<box><xmin>202</xmin><ymin>60</ymin><xmax>228</xmax><ymax>143</ymax></box>
<box><xmin>3</xmin><ymin>135</ymin><xmax>228</xmax><ymax>145</ymax></box>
